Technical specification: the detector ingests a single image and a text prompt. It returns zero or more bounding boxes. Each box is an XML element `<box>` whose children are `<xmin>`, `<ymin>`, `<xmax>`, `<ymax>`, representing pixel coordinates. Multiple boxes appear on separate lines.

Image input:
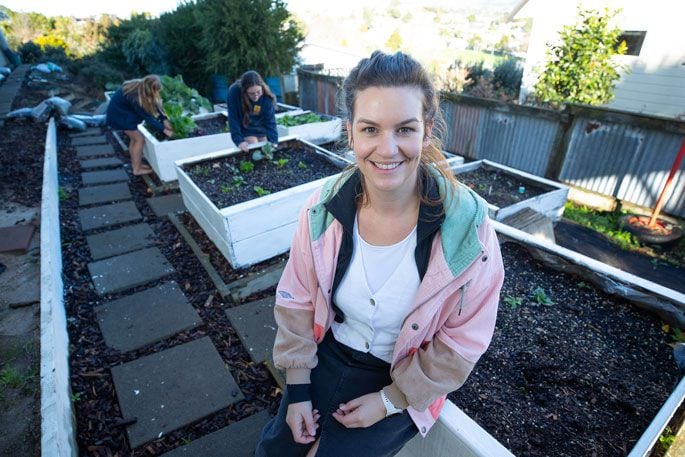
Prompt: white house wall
<box><xmin>518</xmin><ymin>0</ymin><xmax>685</xmax><ymax>119</ymax></box>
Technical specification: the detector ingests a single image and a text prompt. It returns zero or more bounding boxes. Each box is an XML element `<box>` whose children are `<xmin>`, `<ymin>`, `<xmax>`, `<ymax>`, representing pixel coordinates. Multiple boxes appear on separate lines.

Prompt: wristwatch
<box><xmin>380</xmin><ymin>389</ymin><xmax>403</xmax><ymax>417</ymax></box>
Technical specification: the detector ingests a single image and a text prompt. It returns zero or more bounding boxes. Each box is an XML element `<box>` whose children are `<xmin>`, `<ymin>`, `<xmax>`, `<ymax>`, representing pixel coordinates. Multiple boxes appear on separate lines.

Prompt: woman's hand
<box><xmin>163</xmin><ymin>119</ymin><xmax>172</xmax><ymax>130</ymax></box>
<box><xmin>332</xmin><ymin>392</ymin><xmax>386</xmax><ymax>428</ymax></box>
<box><xmin>286</xmin><ymin>401</ymin><xmax>320</xmax><ymax>444</ymax></box>
<box><xmin>163</xmin><ymin>128</ymin><xmax>174</xmax><ymax>138</ymax></box>
<box><xmin>239</xmin><ymin>141</ymin><xmax>249</xmax><ymax>152</ymax></box>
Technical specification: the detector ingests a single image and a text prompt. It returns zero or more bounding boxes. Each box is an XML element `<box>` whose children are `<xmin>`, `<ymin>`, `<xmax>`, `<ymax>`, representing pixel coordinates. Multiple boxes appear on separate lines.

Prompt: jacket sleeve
<box><xmin>227</xmin><ymin>84</ymin><xmax>244</xmax><ymax>145</ymax></box>
<box><xmin>263</xmin><ymin>97</ymin><xmax>279</xmax><ymax>144</ymax></box>
<box><xmin>385</xmin><ymin>217</ymin><xmax>504</xmax><ymax>411</ymax></box>
<box><xmin>127</xmin><ymin>95</ymin><xmax>165</xmax><ymax>133</ymax></box>
<box><xmin>272</xmin><ymin>192</ymin><xmax>322</xmax><ymax>384</ymax></box>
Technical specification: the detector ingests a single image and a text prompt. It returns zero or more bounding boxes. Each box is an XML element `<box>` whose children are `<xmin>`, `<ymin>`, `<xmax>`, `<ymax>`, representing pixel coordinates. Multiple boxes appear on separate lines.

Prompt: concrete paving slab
<box><xmin>88</xmin><ymin>247</ymin><xmax>175</xmax><ymax>295</ymax></box>
<box><xmin>161</xmin><ymin>410</ymin><xmax>270</xmax><ymax>457</ymax></box>
<box><xmin>79</xmin><ymin>183</ymin><xmax>131</xmax><ymax>207</ymax></box>
<box><xmin>0</xmin><ymin>248</ymin><xmax>40</xmax><ymax>308</ymax></box>
<box><xmin>86</xmin><ymin>223</ymin><xmax>155</xmax><ymax>260</ymax></box>
<box><xmin>71</xmin><ymin>135</ymin><xmax>109</xmax><ymax>146</ymax></box>
<box><xmin>225</xmin><ymin>297</ymin><xmax>276</xmax><ymax>364</ymax></box>
<box><xmin>75</xmin><ymin>143</ymin><xmax>115</xmax><ymax>158</ymax></box>
<box><xmin>0</xmin><ymin>225</ymin><xmax>35</xmax><ymax>253</ymax></box>
<box><xmin>70</xmin><ymin>128</ymin><xmax>102</xmax><ymax>137</ymax></box>
<box><xmin>111</xmin><ymin>336</ymin><xmax>244</xmax><ymax>448</ymax></box>
<box><xmin>0</xmin><ymin>203</ymin><xmax>38</xmax><ymax>231</ymax></box>
<box><xmin>80</xmin><ymin>157</ymin><xmax>123</xmax><ymax>170</ymax></box>
<box><xmin>79</xmin><ymin>201</ymin><xmax>142</xmax><ymax>231</ymax></box>
<box><xmin>95</xmin><ymin>282</ymin><xmax>202</xmax><ymax>352</ymax></box>
<box><xmin>146</xmin><ymin>194</ymin><xmax>186</xmax><ymax>217</ymax></box>
<box><xmin>82</xmin><ymin>168</ymin><xmax>129</xmax><ymax>186</ymax></box>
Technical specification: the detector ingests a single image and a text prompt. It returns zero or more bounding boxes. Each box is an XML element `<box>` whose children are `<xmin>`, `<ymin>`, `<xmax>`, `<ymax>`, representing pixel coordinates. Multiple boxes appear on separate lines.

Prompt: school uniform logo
<box><xmin>253</xmin><ymin>105</ymin><xmax>261</xmax><ymax>114</ymax></box>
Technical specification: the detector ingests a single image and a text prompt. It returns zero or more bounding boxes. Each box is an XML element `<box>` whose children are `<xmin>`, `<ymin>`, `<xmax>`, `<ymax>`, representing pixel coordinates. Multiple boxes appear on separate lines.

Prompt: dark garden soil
<box><xmin>449</xmin><ymin>242</ymin><xmax>681</xmax><ymax>457</ymax></box>
<box><xmin>0</xmin><ymin>118</ymin><xmax>47</xmax><ymax>206</ymax></box>
<box><xmin>185</xmin><ymin>146</ymin><xmax>343</xmax><ymax>209</ymax></box>
<box><xmin>457</xmin><ymin>166</ymin><xmax>551</xmax><ymax>208</ymax></box>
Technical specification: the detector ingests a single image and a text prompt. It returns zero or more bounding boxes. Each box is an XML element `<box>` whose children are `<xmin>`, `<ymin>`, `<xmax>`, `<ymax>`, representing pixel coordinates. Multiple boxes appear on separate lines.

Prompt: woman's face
<box><xmin>349</xmin><ymin>86</ymin><xmax>431</xmax><ymax>198</ymax></box>
<box><xmin>246</xmin><ymin>84</ymin><xmax>263</xmax><ymax>102</ymax></box>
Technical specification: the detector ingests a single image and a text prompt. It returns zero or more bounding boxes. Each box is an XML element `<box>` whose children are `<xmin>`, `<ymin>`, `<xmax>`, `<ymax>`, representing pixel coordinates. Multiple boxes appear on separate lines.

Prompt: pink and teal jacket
<box><xmin>272</xmin><ymin>169</ymin><xmax>504</xmax><ymax>436</ymax></box>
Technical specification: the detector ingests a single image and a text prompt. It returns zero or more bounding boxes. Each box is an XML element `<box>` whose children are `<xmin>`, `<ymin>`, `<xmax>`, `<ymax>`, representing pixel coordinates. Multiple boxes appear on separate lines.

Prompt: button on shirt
<box><xmin>332</xmin><ymin>217</ymin><xmax>421</xmax><ymax>363</ymax></box>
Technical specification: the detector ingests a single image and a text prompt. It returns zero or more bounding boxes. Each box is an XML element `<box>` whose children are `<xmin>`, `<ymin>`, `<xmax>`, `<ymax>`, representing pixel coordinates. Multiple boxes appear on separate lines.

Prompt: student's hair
<box><xmin>122</xmin><ymin>74</ymin><xmax>164</xmax><ymax>117</ymax></box>
<box><xmin>341</xmin><ymin>50</ymin><xmax>457</xmax><ymax>206</ymax></box>
<box><xmin>239</xmin><ymin>70</ymin><xmax>276</xmax><ymax>127</ymax></box>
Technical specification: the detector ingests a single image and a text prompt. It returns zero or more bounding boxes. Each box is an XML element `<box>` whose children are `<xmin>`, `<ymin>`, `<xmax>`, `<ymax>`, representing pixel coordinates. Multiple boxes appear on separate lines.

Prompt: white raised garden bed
<box><xmin>213</xmin><ymin>101</ymin><xmax>305</xmax><ymax>119</ymax></box>
<box><xmin>175</xmin><ymin>137</ymin><xmax>351</xmax><ymax>268</ymax></box>
<box><xmin>276</xmin><ymin>111</ymin><xmax>342</xmax><ymax>145</ymax></box>
<box><xmin>138</xmin><ymin>112</ymin><xmax>234</xmax><ymax>183</ymax></box>
<box><xmin>451</xmin><ymin>159</ymin><xmax>568</xmax><ymax>222</ymax></box>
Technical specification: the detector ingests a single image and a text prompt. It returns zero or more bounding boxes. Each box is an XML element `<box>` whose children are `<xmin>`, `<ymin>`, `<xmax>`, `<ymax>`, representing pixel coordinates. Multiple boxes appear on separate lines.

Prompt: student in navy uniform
<box><xmin>106</xmin><ymin>74</ymin><xmax>173</xmax><ymax>176</ymax></box>
<box><xmin>227</xmin><ymin>70</ymin><xmax>278</xmax><ymax>152</ymax></box>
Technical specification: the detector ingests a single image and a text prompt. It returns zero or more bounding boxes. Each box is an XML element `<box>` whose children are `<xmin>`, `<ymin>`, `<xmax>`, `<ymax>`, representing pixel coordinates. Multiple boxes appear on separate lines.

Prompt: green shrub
<box><xmin>18</xmin><ymin>41</ymin><xmax>42</xmax><ymax>63</ymax></box>
<box><xmin>493</xmin><ymin>59</ymin><xmax>523</xmax><ymax>97</ymax></box>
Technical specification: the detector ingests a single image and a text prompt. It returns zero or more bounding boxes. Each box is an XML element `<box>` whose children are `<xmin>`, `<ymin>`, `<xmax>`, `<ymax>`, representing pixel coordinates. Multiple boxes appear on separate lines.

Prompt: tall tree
<box><xmin>533</xmin><ymin>7</ymin><xmax>627</xmax><ymax>108</ymax></box>
<box><xmin>196</xmin><ymin>0</ymin><xmax>304</xmax><ymax>81</ymax></box>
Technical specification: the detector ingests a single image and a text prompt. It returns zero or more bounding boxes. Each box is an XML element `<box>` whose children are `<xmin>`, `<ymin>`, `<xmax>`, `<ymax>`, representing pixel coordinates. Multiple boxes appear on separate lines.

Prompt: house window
<box><xmin>617</xmin><ymin>31</ymin><xmax>646</xmax><ymax>56</ymax></box>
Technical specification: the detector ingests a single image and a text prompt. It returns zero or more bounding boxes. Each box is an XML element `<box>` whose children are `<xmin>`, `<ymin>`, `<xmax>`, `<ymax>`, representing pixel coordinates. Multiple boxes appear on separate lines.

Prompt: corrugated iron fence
<box><xmin>297</xmin><ymin>71</ymin><xmax>685</xmax><ymax>218</ymax></box>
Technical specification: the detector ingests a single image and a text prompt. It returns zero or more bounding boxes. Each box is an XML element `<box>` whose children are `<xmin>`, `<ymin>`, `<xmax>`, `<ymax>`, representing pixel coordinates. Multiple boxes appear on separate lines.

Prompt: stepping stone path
<box><xmin>82</xmin><ymin>168</ymin><xmax>129</xmax><ymax>186</ymax></box>
<box><xmin>95</xmin><ymin>282</ymin><xmax>202</xmax><ymax>352</ymax></box>
<box><xmin>88</xmin><ymin>247</ymin><xmax>175</xmax><ymax>295</ymax></box>
<box><xmin>78</xmin><ymin>201</ymin><xmax>142</xmax><ymax>231</ymax></box>
<box><xmin>0</xmin><ymin>65</ymin><xmax>30</xmax><ymax>119</ymax></box>
<box><xmin>64</xmin><ymin>130</ymin><xmax>269</xmax><ymax>453</ymax></box>
<box><xmin>110</xmin><ymin>336</ymin><xmax>244</xmax><ymax>448</ymax></box>
<box><xmin>225</xmin><ymin>297</ymin><xmax>277</xmax><ymax>364</ymax></box>
<box><xmin>161</xmin><ymin>410</ymin><xmax>270</xmax><ymax>457</ymax></box>
<box><xmin>78</xmin><ymin>182</ymin><xmax>131</xmax><ymax>206</ymax></box>
<box><xmin>86</xmin><ymin>223</ymin><xmax>155</xmax><ymax>260</ymax></box>
<box><xmin>146</xmin><ymin>194</ymin><xmax>186</xmax><ymax>217</ymax></box>
<box><xmin>75</xmin><ymin>143</ymin><xmax>115</xmax><ymax>158</ymax></box>
<box><xmin>79</xmin><ymin>157</ymin><xmax>123</xmax><ymax>170</ymax></box>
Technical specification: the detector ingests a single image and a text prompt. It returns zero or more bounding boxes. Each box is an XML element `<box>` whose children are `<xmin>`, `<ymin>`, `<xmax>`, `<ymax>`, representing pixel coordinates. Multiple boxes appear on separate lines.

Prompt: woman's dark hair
<box><xmin>239</xmin><ymin>70</ymin><xmax>276</xmax><ymax>126</ymax></box>
<box><xmin>341</xmin><ymin>50</ymin><xmax>456</xmax><ymax>205</ymax></box>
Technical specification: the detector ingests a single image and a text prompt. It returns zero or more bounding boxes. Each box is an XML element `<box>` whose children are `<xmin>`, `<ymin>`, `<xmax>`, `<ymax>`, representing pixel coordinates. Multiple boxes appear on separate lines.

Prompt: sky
<box><xmin>0</xmin><ymin>0</ymin><xmax>519</xmax><ymax>19</ymax></box>
<box><xmin>0</xmin><ymin>0</ymin><xmax>182</xmax><ymax>18</ymax></box>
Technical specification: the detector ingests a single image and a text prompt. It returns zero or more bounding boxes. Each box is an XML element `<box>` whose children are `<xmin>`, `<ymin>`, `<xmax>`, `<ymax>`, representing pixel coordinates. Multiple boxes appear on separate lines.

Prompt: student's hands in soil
<box><xmin>332</xmin><ymin>392</ymin><xmax>386</xmax><ymax>428</ymax></box>
<box><xmin>286</xmin><ymin>401</ymin><xmax>320</xmax><ymax>444</ymax></box>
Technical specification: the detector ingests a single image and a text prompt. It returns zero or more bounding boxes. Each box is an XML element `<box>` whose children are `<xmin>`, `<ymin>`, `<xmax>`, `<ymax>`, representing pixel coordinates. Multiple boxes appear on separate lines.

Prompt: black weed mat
<box><xmin>58</xmin><ymin>130</ymin><xmax>280</xmax><ymax>456</ymax></box>
<box><xmin>0</xmin><ymin>118</ymin><xmax>47</xmax><ymax>206</ymax></box>
<box><xmin>449</xmin><ymin>242</ymin><xmax>680</xmax><ymax>457</ymax></box>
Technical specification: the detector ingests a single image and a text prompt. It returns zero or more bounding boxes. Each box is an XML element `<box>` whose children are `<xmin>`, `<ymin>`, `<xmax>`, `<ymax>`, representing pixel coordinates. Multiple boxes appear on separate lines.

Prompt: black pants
<box><xmin>255</xmin><ymin>332</ymin><xmax>418</xmax><ymax>457</ymax></box>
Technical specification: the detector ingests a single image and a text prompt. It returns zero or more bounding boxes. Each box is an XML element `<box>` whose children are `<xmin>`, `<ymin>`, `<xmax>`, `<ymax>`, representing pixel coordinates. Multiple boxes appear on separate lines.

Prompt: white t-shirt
<box><xmin>332</xmin><ymin>217</ymin><xmax>421</xmax><ymax>362</ymax></box>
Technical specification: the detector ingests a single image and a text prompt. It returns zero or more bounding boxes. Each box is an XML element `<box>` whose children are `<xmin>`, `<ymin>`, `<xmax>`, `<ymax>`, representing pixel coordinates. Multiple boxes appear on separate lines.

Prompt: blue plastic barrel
<box><xmin>265</xmin><ymin>75</ymin><xmax>283</xmax><ymax>102</ymax></box>
<box><xmin>211</xmin><ymin>74</ymin><xmax>229</xmax><ymax>103</ymax></box>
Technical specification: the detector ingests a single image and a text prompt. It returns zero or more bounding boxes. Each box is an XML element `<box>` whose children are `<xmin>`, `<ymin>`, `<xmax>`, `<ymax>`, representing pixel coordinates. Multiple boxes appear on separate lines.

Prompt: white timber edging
<box><xmin>451</xmin><ymin>159</ymin><xmax>569</xmax><ymax>222</ymax></box>
<box><xmin>40</xmin><ymin>118</ymin><xmax>78</xmax><ymax>456</ymax></box>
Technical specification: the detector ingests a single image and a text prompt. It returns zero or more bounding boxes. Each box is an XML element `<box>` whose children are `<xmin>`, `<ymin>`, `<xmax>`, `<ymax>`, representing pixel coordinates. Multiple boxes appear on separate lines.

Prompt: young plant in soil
<box><xmin>276</xmin><ymin>112</ymin><xmax>325</xmax><ymax>127</ymax></box>
<box><xmin>456</xmin><ymin>168</ymin><xmax>550</xmax><ymax>208</ymax></box>
<box><xmin>186</xmin><ymin>145</ymin><xmax>342</xmax><ymax>209</ymax></box>
<box><xmin>145</xmin><ymin>112</ymin><xmax>229</xmax><ymax>141</ymax></box>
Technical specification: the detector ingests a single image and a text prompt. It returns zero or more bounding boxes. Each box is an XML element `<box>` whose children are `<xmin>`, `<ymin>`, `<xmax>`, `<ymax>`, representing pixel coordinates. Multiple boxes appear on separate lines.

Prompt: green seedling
<box><xmin>0</xmin><ymin>367</ymin><xmax>25</xmax><ymax>388</ymax></box>
<box><xmin>532</xmin><ymin>287</ymin><xmax>555</xmax><ymax>306</ymax></box>
<box><xmin>252</xmin><ymin>142</ymin><xmax>275</xmax><ymax>161</ymax></box>
<box><xmin>297</xmin><ymin>161</ymin><xmax>308</xmax><ymax>169</ymax></box>
<box><xmin>220</xmin><ymin>184</ymin><xmax>232</xmax><ymax>194</ymax></box>
<box><xmin>71</xmin><ymin>392</ymin><xmax>82</xmax><ymax>402</ymax></box>
<box><xmin>58</xmin><ymin>186</ymin><xmax>69</xmax><ymax>202</ymax></box>
<box><xmin>274</xmin><ymin>158</ymin><xmax>289</xmax><ymax>168</ymax></box>
<box><xmin>239</xmin><ymin>160</ymin><xmax>254</xmax><ymax>173</ymax></box>
<box><xmin>659</xmin><ymin>427</ymin><xmax>676</xmax><ymax>452</ymax></box>
<box><xmin>254</xmin><ymin>186</ymin><xmax>271</xmax><ymax>197</ymax></box>
<box><xmin>193</xmin><ymin>165</ymin><xmax>210</xmax><ymax>177</ymax></box>
<box><xmin>503</xmin><ymin>295</ymin><xmax>522</xmax><ymax>309</ymax></box>
<box><xmin>231</xmin><ymin>175</ymin><xmax>245</xmax><ymax>187</ymax></box>
<box><xmin>276</xmin><ymin>112</ymin><xmax>324</xmax><ymax>127</ymax></box>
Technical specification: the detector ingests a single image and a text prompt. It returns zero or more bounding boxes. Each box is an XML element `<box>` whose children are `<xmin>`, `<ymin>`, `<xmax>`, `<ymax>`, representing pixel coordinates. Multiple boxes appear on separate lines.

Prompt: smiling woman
<box><xmin>254</xmin><ymin>50</ymin><xmax>505</xmax><ymax>457</ymax></box>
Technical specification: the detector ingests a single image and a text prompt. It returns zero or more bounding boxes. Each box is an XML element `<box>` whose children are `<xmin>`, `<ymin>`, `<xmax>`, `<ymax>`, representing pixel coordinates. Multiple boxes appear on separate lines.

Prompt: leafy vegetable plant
<box><xmin>163</xmin><ymin>102</ymin><xmax>197</xmax><ymax>139</ymax></box>
<box><xmin>253</xmin><ymin>186</ymin><xmax>271</xmax><ymax>197</ymax></box>
<box><xmin>532</xmin><ymin>287</ymin><xmax>555</xmax><ymax>306</ymax></box>
<box><xmin>252</xmin><ymin>142</ymin><xmax>275</xmax><ymax>161</ymax></box>
<box><xmin>277</xmin><ymin>112</ymin><xmax>324</xmax><ymax>127</ymax></box>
